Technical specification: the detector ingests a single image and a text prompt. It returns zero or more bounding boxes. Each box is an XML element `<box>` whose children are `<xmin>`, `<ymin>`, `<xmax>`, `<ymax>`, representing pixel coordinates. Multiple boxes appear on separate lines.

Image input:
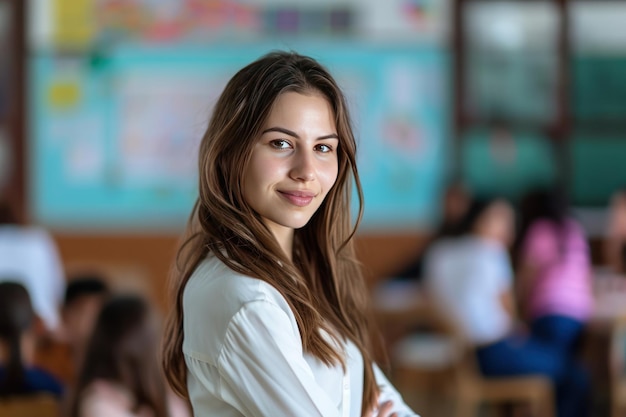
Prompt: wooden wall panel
<box><xmin>54</xmin><ymin>232</ymin><xmax>429</xmax><ymax>311</ymax></box>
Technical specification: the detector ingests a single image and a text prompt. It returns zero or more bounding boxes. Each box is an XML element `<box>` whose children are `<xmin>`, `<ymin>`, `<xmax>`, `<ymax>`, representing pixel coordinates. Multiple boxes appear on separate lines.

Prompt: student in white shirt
<box><xmin>161</xmin><ymin>51</ymin><xmax>417</xmax><ymax>417</ymax></box>
<box><xmin>0</xmin><ymin>202</ymin><xmax>65</xmax><ymax>334</ymax></box>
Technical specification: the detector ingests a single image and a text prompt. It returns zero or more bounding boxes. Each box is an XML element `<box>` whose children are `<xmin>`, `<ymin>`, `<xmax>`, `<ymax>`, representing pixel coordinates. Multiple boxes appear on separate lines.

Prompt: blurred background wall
<box><xmin>1</xmin><ymin>0</ymin><xmax>626</xmax><ymax>309</ymax></box>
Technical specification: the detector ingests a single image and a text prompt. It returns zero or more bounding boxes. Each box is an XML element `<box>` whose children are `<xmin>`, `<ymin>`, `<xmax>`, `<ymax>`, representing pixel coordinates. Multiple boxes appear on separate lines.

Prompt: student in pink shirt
<box><xmin>517</xmin><ymin>188</ymin><xmax>594</xmax><ymax>354</ymax></box>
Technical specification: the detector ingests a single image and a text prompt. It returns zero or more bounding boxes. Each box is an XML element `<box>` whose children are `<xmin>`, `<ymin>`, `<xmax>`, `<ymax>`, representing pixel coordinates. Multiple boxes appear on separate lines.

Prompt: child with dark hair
<box><xmin>64</xmin><ymin>275</ymin><xmax>109</xmax><ymax>306</ymax></box>
<box><xmin>69</xmin><ymin>294</ymin><xmax>188</xmax><ymax>417</ymax></box>
<box><xmin>0</xmin><ymin>281</ymin><xmax>63</xmax><ymax>398</ymax></box>
<box><xmin>62</xmin><ymin>275</ymin><xmax>110</xmax><ymax>356</ymax></box>
<box><xmin>56</xmin><ymin>274</ymin><xmax>111</xmax><ymax>384</ymax></box>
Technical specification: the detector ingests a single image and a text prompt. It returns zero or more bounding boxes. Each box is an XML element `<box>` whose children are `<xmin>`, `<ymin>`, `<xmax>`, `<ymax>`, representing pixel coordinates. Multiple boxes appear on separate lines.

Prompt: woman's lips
<box><xmin>278</xmin><ymin>190</ymin><xmax>316</xmax><ymax>207</ymax></box>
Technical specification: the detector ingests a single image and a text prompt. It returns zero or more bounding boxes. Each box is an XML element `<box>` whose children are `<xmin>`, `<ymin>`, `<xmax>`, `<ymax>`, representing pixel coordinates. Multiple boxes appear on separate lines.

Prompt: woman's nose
<box><xmin>289</xmin><ymin>149</ymin><xmax>315</xmax><ymax>182</ymax></box>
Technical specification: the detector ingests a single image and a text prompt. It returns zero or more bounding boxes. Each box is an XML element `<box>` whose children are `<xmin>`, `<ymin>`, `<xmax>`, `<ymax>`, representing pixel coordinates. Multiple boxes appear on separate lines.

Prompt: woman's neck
<box><xmin>271</xmin><ymin>228</ymin><xmax>295</xmax><ymax>262</ymax></box>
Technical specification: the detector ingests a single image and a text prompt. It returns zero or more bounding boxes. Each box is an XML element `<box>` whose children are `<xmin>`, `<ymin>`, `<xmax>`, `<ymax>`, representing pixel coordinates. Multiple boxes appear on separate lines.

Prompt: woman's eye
<box><xmin>315</xmin><ymin>144</ymin><xmax>333</xmax><ymax>153</ymax></box>
<box><xmin>270</xmin><ymin>139</ymin><xmax>291</xmax><ymax>149</ymax></box>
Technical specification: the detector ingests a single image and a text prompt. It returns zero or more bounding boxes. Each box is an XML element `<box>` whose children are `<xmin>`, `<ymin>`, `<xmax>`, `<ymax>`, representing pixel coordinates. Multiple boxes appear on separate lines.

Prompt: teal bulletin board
<box><xmin>570</xmin><ymin>55</ymin><xmax>626</xmax><ymax>206</ymax></box>
<box><xmin>570</xmin><ymin>132</ymin><xmax>626</xmax><ymax>206</ymax></box>
<box><xmin>572</xmin><ymin>55</ymin><xmax>626</xmax><ymax>123</ymax></box>
<box><xmin>30</xmin><ymin>42</ymin><xmax>449</xmax><ymax>231</ymax></box>
<box><xmin>461</xmin><ymin>127</ymin><xmax>557</xmax><ymax>202</ymax></box>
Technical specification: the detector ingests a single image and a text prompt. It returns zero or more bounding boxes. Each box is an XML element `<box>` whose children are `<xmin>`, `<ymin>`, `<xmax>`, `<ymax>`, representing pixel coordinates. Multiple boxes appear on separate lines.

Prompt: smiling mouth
<box><xmin>278</xmin><ymin>191</ymin><xmax>316</xmax><ymax>207</ymax></box>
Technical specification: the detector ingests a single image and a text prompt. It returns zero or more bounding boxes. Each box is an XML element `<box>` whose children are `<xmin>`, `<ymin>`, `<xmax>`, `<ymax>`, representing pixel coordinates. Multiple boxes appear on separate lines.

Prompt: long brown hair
<box><xmin>161</xmin><ymin>51</ymin><xmax>379</xmax><ymax>414</ymax></box>
<box><xmin>70</xmin><ymin>295</ymin><xmax>168</xmax><ymax>417</ymax></box>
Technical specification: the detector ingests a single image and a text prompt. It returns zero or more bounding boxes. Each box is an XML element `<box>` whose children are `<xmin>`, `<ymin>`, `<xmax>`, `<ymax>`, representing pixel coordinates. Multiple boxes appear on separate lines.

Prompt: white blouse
<box><xmin>182</xmin><ymin>255</ymin><xmax>417</xmax><ymax>417</ymax></box>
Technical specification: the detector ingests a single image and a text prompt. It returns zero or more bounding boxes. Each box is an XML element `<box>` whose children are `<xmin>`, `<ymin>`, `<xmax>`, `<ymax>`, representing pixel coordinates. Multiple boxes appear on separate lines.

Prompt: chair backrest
<box><xmin>0</xmin><ymin>393</ymin><xmax>60</xmax><ymax>417</ymax></box>
<box><xmin>421</xmin><ymin>301</ymin><xmax>495</xmax><ymax>385</ymax></box>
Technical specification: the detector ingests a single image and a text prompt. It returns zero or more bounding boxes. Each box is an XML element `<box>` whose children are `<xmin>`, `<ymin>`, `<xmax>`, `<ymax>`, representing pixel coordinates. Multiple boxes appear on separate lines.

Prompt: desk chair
<box><xmin>0</xmin><ymin>393</ymin><xmax>60</xmax><ymax>417</ymax></box>
<box><xmin>390</xmin><ymin>303</ymin><xmax>555</xmax><ymax>417</ymax></box>
<box><xmin>452</xmin><ymin>346</ymin><xmax>555</xmax><ymax>417</ymax></box>
<box><xmin>611</xmin><ymin>316</ymin><xmax>626</xmax><ymax>417</ymax></box>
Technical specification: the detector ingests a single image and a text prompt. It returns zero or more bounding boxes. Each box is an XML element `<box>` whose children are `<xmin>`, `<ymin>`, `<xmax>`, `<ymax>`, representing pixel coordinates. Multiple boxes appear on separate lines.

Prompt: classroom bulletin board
<box><xmin>30</xmin><ymin>42</ymin><xmax>450</xmax><ymax>231</ymax></box>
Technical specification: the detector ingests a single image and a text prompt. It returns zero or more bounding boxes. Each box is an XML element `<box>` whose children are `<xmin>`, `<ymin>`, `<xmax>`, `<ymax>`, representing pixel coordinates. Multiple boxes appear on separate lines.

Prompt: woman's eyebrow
<box><xmin>262</xmin><ymin>126</ymin><xmax>339</xmax><ymax>141</ymax></box>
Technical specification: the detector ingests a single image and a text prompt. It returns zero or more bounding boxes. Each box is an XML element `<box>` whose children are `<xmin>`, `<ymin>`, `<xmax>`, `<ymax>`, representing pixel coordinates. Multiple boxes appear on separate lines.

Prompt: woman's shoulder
<box><xmin>182</xmin><ymin>254</ymin><xmax>296</xmax><ymax>358</ymax></box>
<box><xmin>183</xmin><ymin>255</ymin><xmax>293</xmax><ymax>334</ymax></box>
<box><xmin>185</xmin><ymin>254</ymin><xmax>288</xmax><ymax>308</ymax></box>
<box><xmin>79</xmin><ymin>379</ymin><xmax>141</xmax><ymax>417</ymax></box>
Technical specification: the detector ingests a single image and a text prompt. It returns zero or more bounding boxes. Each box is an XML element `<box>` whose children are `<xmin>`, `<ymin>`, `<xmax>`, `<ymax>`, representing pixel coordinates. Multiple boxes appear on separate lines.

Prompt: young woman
<box><xmin>161</xmin><ymin>51</ymin><xmax>416</xmax><ymax>417</ymax></box>
<box><xmin>69</xmin><ymin>294</ymin><xmax>189</xmax><ymax>417</ymax></box>
<box><xmin>0</xmin><ymin>281</ymin><xmax>63</xmax><ymax>398</ymax></box>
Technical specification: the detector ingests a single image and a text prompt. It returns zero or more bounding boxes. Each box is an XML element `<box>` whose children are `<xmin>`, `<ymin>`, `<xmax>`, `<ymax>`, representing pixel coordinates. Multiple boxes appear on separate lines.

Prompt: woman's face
<box><xmin>243</xmin><ymin>91</ymin><xmax>339</xmax><ymax>243</ymax></box>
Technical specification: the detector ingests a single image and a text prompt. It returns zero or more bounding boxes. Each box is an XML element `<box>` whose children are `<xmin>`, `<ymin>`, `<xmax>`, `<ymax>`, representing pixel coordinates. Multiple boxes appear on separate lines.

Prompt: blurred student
<box><xmin>0</xmin><ymin>281</ymin><xmax>64</xmax><ymax>398</ymax></box>
<box><xmin>62</xmin><ymin>275</ymin><xmax>110</xmax><ymax>361</ymax></box>
<box><xmin>36</xmin><ymin>274</ymin><xmax>112</xmax><ymax>386</ymax></box>
<box><xmin>69</xmin><ymin>294</ymin><xmax>188</xmax><ymax>417</ymax></box>
<box><xmin>516</xmin><ymin>188</ymin><xmax>593</xmax><ymax>354</ymax></box>
<box><xmin>424</xmin><ymin>197</ymin><xmax>589</xmax><ymax>417</ymax></box>
<box><xmin>604</xmin><ymin>188</ymin><xmax>626</xmax><ymax>274</ymax></box>
<box><xmin>393</xmin><ymin>181</ymin><xmax>472</xmax><ymax>280</ymax></box>
<box><xmin>0</xmin><ymin>201</ymin><xmax>65</xmax><ymax>334</ymax></box>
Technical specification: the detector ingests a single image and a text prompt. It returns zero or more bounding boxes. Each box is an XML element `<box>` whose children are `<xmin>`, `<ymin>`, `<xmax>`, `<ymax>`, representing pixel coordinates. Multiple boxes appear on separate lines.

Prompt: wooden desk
<box><xmin>371</xmin><ymin>280</ymin><xmax>452</xmax><ymax>414</ymax></box>
<box><xmin>372</xmin><ymin>280</ymin><xmax>428</xmax><ymax>320</ymax></box>
<box><xmin>371</xmin><ymin>280</ymin><xmax>433</xmax><ymax>364</ymax></box>
<box><xmin>372</xmin><ymin>274</ymin><xmax>626</xmax><ymax>336</ymax></box>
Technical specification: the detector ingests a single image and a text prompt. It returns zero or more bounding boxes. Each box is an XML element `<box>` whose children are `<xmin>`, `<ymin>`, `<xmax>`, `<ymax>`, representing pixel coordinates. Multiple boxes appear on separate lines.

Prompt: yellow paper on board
<box><xmin>53</xmin><ymin>0</ymin><xmax>96</xmax><ymax>48</ymax></box>
<box><xmin>48</xmin><ymin>81</ymin><xmax>81</xmax><ymax>109</ymax></box>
